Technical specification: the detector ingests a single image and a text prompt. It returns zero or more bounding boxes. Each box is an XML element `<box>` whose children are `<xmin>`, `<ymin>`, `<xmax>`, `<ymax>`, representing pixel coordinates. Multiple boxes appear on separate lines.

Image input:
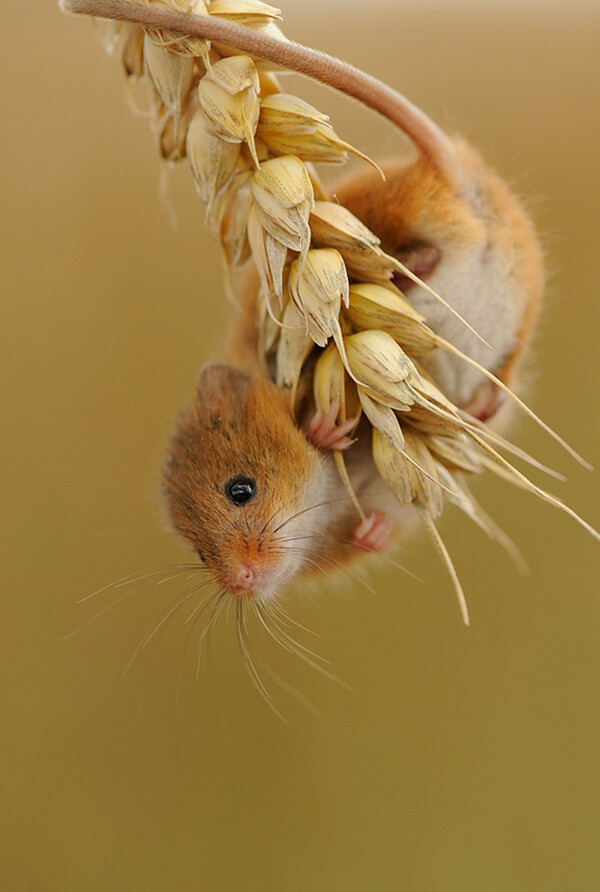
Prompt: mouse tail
<box><xmin>61</xmin><ymin>0</ymin><xmax>462</xmax><ymax>182</ymax></box>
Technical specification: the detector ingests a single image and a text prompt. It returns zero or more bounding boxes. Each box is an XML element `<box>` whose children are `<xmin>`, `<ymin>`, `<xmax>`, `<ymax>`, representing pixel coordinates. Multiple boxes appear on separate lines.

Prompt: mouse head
<box><xmin>163</xmin><ymin>364</ymin><xmax>332</xmax><ymax>600</ymax></box>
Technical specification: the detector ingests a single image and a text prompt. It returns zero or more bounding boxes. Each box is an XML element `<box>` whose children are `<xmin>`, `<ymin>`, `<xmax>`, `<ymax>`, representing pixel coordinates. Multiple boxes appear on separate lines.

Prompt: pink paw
<box><xmin>353</xmin><ymin>511</ymin><xmax>392</xmax><ymax>553</ymax></box>
<box><xmin>306</xmin><ymin>401</ymin><xmax>357</xmax><ymax>451</ymax></box>
<box><xmin>464</xmin><ymin>380</ymin><xmax>506</xmax><ymax>422</ymax></box>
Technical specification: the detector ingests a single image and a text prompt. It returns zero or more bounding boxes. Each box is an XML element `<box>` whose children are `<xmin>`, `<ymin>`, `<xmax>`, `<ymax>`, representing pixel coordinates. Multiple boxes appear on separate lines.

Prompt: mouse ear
<box><xmin>195</xmin><ymin>362</ymin><xmax>251</xmax><ymax>408</ymax></box>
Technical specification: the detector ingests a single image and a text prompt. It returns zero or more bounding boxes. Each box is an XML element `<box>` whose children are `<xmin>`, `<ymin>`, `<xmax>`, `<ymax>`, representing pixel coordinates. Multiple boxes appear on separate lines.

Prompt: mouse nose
<box><xmin>229</xmin><ymin>562</ymin><xmax>258</xmax><ymax>594</ymax></box>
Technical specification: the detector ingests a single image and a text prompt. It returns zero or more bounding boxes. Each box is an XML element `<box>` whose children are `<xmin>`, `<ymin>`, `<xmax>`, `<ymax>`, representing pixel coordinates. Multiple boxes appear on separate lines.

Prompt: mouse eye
<box><xmin>225</xmin><ymin>476</ymin><xmax>256</xmax><ymax>506</ymax></box>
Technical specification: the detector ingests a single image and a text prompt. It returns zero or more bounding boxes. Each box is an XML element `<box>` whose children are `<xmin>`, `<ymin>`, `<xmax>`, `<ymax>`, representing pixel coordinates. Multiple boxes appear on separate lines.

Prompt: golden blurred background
<box><xmin>2</xmin><ymin>2</ymin><xmax>599</xmax><ymax>890</ymax></box>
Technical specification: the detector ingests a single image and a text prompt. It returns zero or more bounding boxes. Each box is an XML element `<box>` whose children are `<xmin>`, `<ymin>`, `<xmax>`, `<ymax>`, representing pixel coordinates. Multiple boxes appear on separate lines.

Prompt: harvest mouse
<box><xmin>146</xmin><ymin>14</ymin><xmax>548</xmax><ymax>606</ymax></box>
<box><xmin>162</xmin><ymin>131</ymin><xmax>545</xmax><ymax>605</ymax></box>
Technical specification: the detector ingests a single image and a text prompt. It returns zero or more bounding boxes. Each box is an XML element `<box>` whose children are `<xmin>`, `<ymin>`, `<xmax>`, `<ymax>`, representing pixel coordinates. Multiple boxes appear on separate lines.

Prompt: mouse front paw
<box><xmin>305</xmin><ymin>401</ymin><xmax>357</xmax><ymax>451</ymax></box>
<box><xmin>353</xmin><ymin>511</ymin><xmax>392</xmax><ymax>553</ymax></box>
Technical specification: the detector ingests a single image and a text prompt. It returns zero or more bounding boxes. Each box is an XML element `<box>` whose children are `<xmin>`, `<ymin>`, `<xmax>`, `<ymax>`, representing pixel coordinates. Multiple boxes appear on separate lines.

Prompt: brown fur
<box><xmin>334</xmin><ymin>137</ymin><xmax>544</xmax><ymax>402</ymax></box>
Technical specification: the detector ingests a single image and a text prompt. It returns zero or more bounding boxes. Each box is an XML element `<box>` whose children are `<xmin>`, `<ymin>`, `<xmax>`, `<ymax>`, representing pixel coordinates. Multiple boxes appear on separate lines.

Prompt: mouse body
<box><xmin>334</xmin><ymin>137</ymin><xmax>544</xmax><ymax>415</ymax></box>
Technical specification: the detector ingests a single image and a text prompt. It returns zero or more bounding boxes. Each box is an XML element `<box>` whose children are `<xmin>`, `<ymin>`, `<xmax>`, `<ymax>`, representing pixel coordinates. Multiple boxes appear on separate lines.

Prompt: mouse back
<box><xmin>333</xmin><ymin>138</ymin><xmax>545</xmax><ymax>410</ymax></box>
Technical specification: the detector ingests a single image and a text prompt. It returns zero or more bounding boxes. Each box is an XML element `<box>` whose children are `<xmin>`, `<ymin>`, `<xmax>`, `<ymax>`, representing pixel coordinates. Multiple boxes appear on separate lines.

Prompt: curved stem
<box><xmin>60</xmin><ymin>0</ymin><xmax>461</xmax><ymax>183</ymax></box>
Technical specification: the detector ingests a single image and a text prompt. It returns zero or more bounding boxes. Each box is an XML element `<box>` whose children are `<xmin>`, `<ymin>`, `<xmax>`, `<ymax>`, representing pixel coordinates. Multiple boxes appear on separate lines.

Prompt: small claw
<box><xmin>306</xmin><ymin>401</ymin><xmax>357</xmax><ymax>451</ymax></box>
<box><xmin>353</xmin><ymin>511</ymin><xmax>392</xmax><ymax>553</ymax></box>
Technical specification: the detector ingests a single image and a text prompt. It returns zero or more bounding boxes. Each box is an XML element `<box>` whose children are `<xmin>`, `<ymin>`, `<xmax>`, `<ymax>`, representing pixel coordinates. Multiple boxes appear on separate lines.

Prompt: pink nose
<box><xmin>229</xmin><ymin>563</ymin><xmax>258</xmax><ymax>593</ymax></box>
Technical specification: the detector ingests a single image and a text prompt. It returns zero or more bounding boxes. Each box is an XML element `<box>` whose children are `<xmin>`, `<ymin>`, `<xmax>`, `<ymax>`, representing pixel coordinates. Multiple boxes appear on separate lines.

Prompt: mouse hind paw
<box><xmin>353</xmin><ymin>511</ymin><xmax>392</xmax><ymax>553</ymax></box>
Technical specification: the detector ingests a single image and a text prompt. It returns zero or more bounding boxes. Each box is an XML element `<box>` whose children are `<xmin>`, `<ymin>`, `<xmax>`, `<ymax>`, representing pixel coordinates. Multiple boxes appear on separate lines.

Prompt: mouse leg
<box><xmin>305</xmin><ymin>403</ymin><xmax>394</xmax><ymax>554</ymax></box>
<box><xmin>305</xmin><ymin>401</ymin><xmax>357</xmax><ymax>451</ymax></box>
<box><xmin>353</xmin><ymin>510</ymin><xmax>392</xmax><ymax>552</ymax></box>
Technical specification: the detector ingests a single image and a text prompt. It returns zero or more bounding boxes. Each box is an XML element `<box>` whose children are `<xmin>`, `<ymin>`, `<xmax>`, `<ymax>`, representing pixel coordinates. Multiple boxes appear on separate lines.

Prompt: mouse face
<box><xmin>163</xmin><ymin>364</ymin><xmax>334</xmax><ymax>600</ymax></box>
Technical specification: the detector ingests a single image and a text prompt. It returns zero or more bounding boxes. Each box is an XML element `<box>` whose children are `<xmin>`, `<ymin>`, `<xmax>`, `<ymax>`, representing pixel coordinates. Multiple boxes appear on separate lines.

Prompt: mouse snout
<box><xmin>220</xmin><ymin>529</ymin><xmax>303</xmax><ymax>600</ymax></box>
<box><xmin>224</xmin><ymin>554</ymin><xmax>283</xmax><ymax>600</ymax></box>
<box><xmin>228</xmin><ymin>561</ymin><xmax>259</xmax><ymax>595</ymax></box>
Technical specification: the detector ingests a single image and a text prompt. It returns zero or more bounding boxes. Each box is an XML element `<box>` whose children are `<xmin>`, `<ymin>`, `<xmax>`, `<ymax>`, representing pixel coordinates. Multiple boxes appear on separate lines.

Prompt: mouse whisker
<box><xmin>260</xmin><ymin>504</ymin><xmax>286</xmax><ymax>539</ymax></box>
<box><xmin>258</xmin><ymin>595</ymin><xmax>321</xmax><ymax>641</ymax></box>
<box><xmin>78</xmin><ymin>562</ymin><xmax>204</xmax><ymax>604</ymax></box>
<box><xmin>143</xmin><ymin>585</ymin><xmax>218</xmax><ymax>715</ymax></box>
<box><xmin>255</xmin><ymin>599</ymin><xmax>320</xmax><ymax>668</ymax></box>
<box><xmin>236</xmin><ymin>599</ymin><xmax>286</xmax><ymax>722</ymax></box>
<box><xmin>286</xmin><ymin>545</ymin><xmax>382</xmax><ymax>600</ymax></box>
<box><xmin>173</xmin><ymin>590</ymin><xmax>221</xmax><ymax>711</ymax></box>
<box><xmin>122</xmin><ymin>578</ymin><xmax>215</xmax><ymax>678</ymax></box>
<box><xmin>260</xmin><ymin>600</ymin><xmax>328</xmax><ymax>665</ymax></box>
<box><xmin>196</xmin><ymin>590</ymin><xmax>229</xmax><ymax>680</ymax></box>
<box><xmin>197</xmin><ymin>589</ymin><xmax>227</xmax><ymax>643</ymax></box>
<box><xmin>255</xmin><ymin>593</ymin><xmax>323</xmax><ymax>659</ymax></box>
<box><xmin>281</xmin><ymin>532</ymin><xmax>421</xmax><ymax>594</ymax></box>
<box><xmin>271</xmin><ymin>495</ymin><xmax>354</xmax><ymax>535</ymax></box>
<box><xmin>271</xmin><ymin>533</ymin><xmax>333</xmax><ymax>545</ymax></box>
<box><xmin>64</xmin><ymin>564</ymin><xmax>206</xmax><ymax>641</ymax></box>
<box><xmin>252</xmin><ymin>650</ymin><xmax>321</xmax><ymax>717</ymax></box>
<box><xmin>153</xmin><ymin>567</ymin><xmax>206</xmax><ymax>587</ymax></box>
<box><xmin>224</xmin><ymin>594</ymin><xmax>236</xmax><ymax>627</ymax></box>
<box><xmin>313</xmin><ymin>552</ymin><xmax>382</xmax><ymax>599</ymax></box>
<box><xmin>337</xmin><ymin>538</ymin><xmax>423</xmax><ymax>584</ymax></box>
<box><xmin>64</xmin><ymin>587</ymin><xmax>138</xmax><ymax>641</ymax></box>
<box><xmin>250</xmin><ymin>598</ymin><xmax>325</xmax><ymax>714</ymax></box>
<box><xmin>257</xmin><ymin>601</ymin><xmax>351</xmax><ymax>690</ymax></box>
<box><xmin>185</xmin><ymin>593</ymin><xmax>215</xmax><ymax>626</ymax></box>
